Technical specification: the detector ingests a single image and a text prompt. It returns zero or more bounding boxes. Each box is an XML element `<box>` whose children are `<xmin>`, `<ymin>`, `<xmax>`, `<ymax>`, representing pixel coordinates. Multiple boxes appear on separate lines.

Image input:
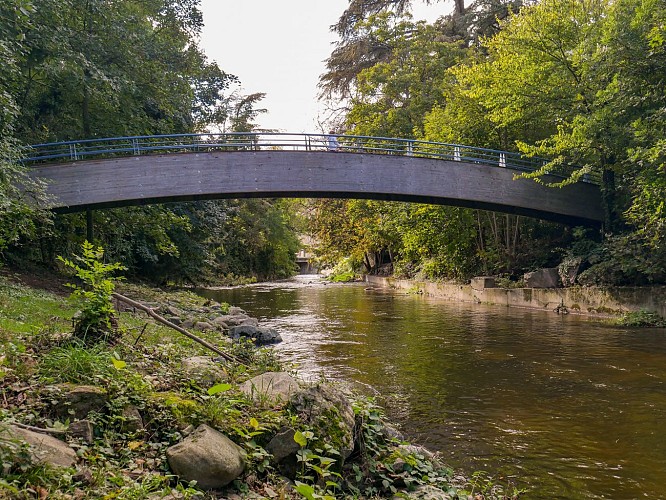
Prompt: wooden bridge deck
<box><xmin>29</xmin><ymin>150</ymin><xmax>603</xmax><ymax>226</ymax></box>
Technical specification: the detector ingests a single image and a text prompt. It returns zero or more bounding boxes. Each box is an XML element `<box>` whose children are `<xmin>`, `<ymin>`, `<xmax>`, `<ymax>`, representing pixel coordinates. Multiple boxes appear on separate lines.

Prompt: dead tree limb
<box><xmin>112</xmin><ymin>292</ymin><xmax>245</xmax><ymax>366</ymax></box>
<box><xmin>11</xmin><ymin>422</ymin><xmax>67</xmax><ymax>435</ymax></box>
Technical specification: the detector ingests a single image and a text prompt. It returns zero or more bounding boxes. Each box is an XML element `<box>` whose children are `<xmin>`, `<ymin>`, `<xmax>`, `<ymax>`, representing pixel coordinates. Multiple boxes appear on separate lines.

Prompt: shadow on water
<box><xmin>198</xmin><ymin>276</ymin><xmax>666</xmax><ymax>499</ymax></box>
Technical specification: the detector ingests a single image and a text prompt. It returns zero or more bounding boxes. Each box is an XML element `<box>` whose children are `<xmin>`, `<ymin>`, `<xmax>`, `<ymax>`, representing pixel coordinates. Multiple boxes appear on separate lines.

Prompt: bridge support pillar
<box><xmin>86</xmin><ymin>208</ymin><xmax>94</xmax><ymax>242</ymax></box>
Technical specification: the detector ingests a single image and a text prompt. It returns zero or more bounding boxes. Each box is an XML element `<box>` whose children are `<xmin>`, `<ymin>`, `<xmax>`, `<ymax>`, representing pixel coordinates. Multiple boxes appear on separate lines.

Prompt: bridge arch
<box><xmin>26</xmin><ymin>134</ymin><xmax>603</xmax><ymax>226</ymax></box>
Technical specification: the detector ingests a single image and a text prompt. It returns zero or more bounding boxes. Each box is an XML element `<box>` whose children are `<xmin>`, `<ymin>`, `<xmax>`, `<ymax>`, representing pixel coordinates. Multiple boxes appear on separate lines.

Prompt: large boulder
<box><xmin>289</xmin><ymin>384</ymin><xmax>356</xmax><ymax>459</ymax></box>
<box><xmin>166</xmin><ymin>424</ymin><xmax>245</xmax><ymax>489</ymax></box>
<box><xmin>240</xmin><ymin>372</ymin><xmax>299</xmax><ymax>403</ymax></box>
<box><xmin>194</xmin><ymin>321</ymin><xmax>213</xmax><ymax>332</ymax></box>
<box><xmin>523</xmin><ymin>268</ymin><xmax>560</xmax><ymax>288</ymax></box>
<box><xmin>2</xmin><ymin>425</ymin><xmax>77</xmax><ymax>468</ymax></box>
<box><xmin>229</xmin><ymin>325</ymin><xmax>282</xmax><ymax>345</ymax></box>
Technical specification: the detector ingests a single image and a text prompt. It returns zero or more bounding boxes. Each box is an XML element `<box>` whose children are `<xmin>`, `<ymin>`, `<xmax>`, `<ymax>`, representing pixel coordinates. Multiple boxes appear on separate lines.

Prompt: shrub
<box><xmin>58</xmin><ymin>241</ymin><xmax>126</xmax><ymax>343</ymax></box>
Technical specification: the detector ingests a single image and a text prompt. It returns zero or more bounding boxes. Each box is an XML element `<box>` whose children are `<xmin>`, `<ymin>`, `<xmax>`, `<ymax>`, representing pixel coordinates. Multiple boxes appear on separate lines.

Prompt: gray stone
<box><xmin>213</xmin><ymin>314</ymin><xmax>248</xmax><ymax>327</ymax></box>
<box><xmin>62</xmin><ymin>386</ymin><xmax>107</xmax><ymax>419</ymax></box>
<box><xmin>265</xmin><ymin>426</ymin><xmax>300</xmax><ymax>478</ymax></box>
<box><xmin>382</xmin><ymin>424</ymin><xmax>404</xmax><ymax>442</ymax></box>
<box><xmin>238</xmin><ymin>317</ymin><xmax>259</xmax><ymax>327</ymax></box>
<box><xmin>290</xmin><ymin>384</ymin><xmax>356</xmax><ymax>459</ymax></box>
<box><xmin>166</xmin><ymin>316</ymin><xmax>182</xmax><ymax>326</ymax></box>
<box><xmin>393</xmin><ymin>485</ymin><xmax>452</xmax><ymax>499</ymax></box>
<box><xmin>230</xmin><ymin>325</ymin><xmax>282</xmax><ymax>345</ymax></box>
<box><xmin>240</xmin><ymin>372</ymin><xmax>299</xmax><ymax>403</ymax></box>
<box><xmin>524</xmin><ymin>267</ymin><xmax>560</xmax><ymax>288</ymax></box>
<box><xmin>229</xmin><ymin>324</ymin><xmax>259</xmax><ymax>339</ymax></box>
<box><xmin>121</xmin><ymin>406</ymin><xmax>144</xmax><ymax>433</ymax></box>
<box><xmin>228</xmin><ymin>306</ymin><xmax>246</xmax><ymax>316</ymax></box>
<box><xmin>69</xmin><ymin>420</ymin><xmax>94</xmax><ymax>443</ymax></box>
<box><xmin>471</xmin><ymin>276</ymin><xmax>496</xmax><ymax>290</ymax></box>
<box><xmin>3</xmin><ymin>425</ymin><xmax>77</xmax><ymax>468</ymax></box>
<box><xmin>165</xmin><ymin>305</ymin><xmax>183</xmax><ymax>317</ymax></box>
<box><xmin>266</xmin><ymin>427</ymin><xmax>300</xmax><ymax>463</ymax></box>
<box><xmin>194</xmin><ymin>321</ymin><xmax>213</xmax><ymax>332</ymax></box>
<box><xmin>182</xmin><ymin>356</ymin><xmax>226</xmax><ymax>386</ymax></box>
<box><xmin>182</xmin><ymin>319</ymin><xmax>194</xmax><ymax>329</ymax></box>
<box><xmin>398</xmin><ymin>444</ymin><xmax>443</xmax><ymax>468</ymax></box>
<box><xmin>212</xmin><ymin>317</ymin><xmax>229</xmax><ymax>329</ymax></box>
<box><xmin>166</xmin><ymin>424</ymin><xmax>245</xmax><ymax>489</ymax></box>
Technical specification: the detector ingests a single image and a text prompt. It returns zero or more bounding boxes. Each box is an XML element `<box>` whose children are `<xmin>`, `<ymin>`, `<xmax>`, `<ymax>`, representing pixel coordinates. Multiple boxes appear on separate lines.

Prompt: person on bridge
<box><xmin>327</xmin><ymin>130</ymin><xmax>339</xmax><ymax>152</ymax></box>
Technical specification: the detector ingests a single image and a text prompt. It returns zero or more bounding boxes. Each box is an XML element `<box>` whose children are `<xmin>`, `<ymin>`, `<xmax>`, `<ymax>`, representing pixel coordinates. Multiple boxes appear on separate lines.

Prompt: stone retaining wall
<box><xmin>365</xmin><ymin>275</ymin><xmax>666</xmax><ymax>318</ymax></box>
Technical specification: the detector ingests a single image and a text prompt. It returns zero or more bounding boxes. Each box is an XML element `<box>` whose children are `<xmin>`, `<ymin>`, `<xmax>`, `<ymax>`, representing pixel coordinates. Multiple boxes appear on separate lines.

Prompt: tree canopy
<box><xmin>312</xmin><ymin>0</ymin><xmax>666</xmax><ymax>285</ymax></box>
<box><xmin>1</xmin><ymin>0</ymin><xmax>299</xmax><ymax>283</ymax></box>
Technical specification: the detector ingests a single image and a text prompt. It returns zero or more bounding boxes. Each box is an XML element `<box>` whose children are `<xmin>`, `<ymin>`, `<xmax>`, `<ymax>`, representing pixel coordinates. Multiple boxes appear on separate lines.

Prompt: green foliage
<box><xmin>329</xmin><ymin>272</ymin><xmax>357</xmax><ymax>283</ymax></box>
<box><xmin>615</xmin><ymin>310</ymin><xmax>666</xmax><ymax>328</ymax></box>
<box><xmin>344</xmin><ymin>12</ymin><xmax>465</xmax><ymax>139</ymax></box>
<box><xmin>350</xmin><ymin>397</ymin><xmax>457</xmax><ymax>497</ymax></box>
<box><xmin>293</xmin><ymin>429</ymin><xmax>341</xmax><ymax>498</ymax></box>
<box><xmin>58</xmin><ymin>241</ymin><xmax>126</xmax><ymax>341</ymax></box>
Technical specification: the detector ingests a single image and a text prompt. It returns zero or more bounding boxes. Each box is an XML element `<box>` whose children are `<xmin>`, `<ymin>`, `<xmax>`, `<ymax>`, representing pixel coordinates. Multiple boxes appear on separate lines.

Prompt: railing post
<box><xmin>69</xmin><ymin>144</ymin><xmax>78</xmax><ymax>161</ymax></box>
<box><xmin>499</xmin><ymin>152</ymin><xmax>506</xmax><ymax>168</ymax></box>
<box><xmin>132</xmin><ymin>138</ymin><xmax>140</xmax><ymax>155</ymax></box>
<box><xmin>454</xmin><ymin>145</ymin><xmax>461</xmax><ymax>161</ymax></box>
<box><xmin>407</xmin><ymin>140</ymin><xmax>413</xmax><ymax>156</ymax></box>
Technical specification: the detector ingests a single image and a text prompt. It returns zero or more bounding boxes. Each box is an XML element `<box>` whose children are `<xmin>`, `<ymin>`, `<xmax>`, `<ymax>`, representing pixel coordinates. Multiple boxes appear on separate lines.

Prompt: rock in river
<box><xmin>229</xmin><ymin>325</ymin><xmax>282</xmax><ymax>345</ymax></box>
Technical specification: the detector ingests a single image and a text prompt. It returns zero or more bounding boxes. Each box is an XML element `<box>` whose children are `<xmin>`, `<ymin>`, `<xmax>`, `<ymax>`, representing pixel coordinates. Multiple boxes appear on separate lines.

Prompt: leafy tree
<box><xmin>0</xmin><ymin>0</ymin><xmax>49</xmax><ymax>253</ymax></box>
<box><xmin>13</xmin><ymin>0</ymin><xmax>230</xmax><ymax>142</ymax></box>
<box><xmin>344</xmin><ymin>13</ymin><xmax>465</xmax><ymax>138</ymax></box>
<box><xmin>448</xmin><ymin>0</ymin><xmax>630</xmax><ymax>230</ymax></box>
<box><xmin>3</xmin><ymin>0</ymin><xmax>300</xmax><ymax>285</ymax></box>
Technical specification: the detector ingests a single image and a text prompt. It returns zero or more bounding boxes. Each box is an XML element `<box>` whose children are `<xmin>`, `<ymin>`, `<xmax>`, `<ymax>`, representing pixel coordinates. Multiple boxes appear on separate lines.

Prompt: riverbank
<box><xmin>0</xmin><ymin>272</ymin><xmax>519</xmax><ymax>499</ymax></box>
<box><xmin>365</xmin><ymin>275</ymin><xmax>666</xmax><ymax>320</ymax></box>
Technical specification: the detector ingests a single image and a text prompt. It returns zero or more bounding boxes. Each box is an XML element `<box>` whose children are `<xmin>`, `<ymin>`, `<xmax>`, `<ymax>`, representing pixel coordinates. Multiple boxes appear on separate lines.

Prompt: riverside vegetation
<box><xmin>0</xmin><ymin>245</ymin><xmax>522</xmax><ymax>499</ymax></box>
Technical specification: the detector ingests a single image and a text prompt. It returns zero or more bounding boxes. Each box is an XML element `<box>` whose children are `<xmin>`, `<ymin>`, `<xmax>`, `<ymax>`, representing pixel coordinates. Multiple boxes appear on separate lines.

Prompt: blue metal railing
<box><xmin>21</xmin><ymin>132</ymin><xmax>593</xmax><ymax>183</ymax></box>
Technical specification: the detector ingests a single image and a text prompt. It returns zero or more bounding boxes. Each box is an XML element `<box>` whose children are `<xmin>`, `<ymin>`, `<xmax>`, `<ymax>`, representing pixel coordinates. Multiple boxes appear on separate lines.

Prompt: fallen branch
<box><xmin>11</xmin><ymin>422</ymin><xmax>67</xmax><ymax>435</ymax></box>
<box><xmin>112</xmin><ymin>292</ymin><xmax>245</xmax><ymax>366</ymax></box>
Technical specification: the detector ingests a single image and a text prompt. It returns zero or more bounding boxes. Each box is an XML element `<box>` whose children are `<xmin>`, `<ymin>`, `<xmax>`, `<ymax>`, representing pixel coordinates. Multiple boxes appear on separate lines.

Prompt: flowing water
<box><xmin>197</xmin><ymin>276</ymin><xmax>666</xmax><ymax>499</ymax></box>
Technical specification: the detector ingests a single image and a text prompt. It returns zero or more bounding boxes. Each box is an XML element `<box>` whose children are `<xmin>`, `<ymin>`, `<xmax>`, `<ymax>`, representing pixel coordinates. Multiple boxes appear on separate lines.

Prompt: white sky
<box><xmin>199</xmin><ymin>1</ymin><xmax>450</xmax><ymax>133</ymax></box>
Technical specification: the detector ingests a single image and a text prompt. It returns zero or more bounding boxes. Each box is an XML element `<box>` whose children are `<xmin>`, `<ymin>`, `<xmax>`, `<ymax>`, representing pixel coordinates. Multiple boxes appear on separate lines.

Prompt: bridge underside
<box><xmin>30</xmin><ymin>151</ymin><xmax>604</xmax><ymax>226</ymax></box>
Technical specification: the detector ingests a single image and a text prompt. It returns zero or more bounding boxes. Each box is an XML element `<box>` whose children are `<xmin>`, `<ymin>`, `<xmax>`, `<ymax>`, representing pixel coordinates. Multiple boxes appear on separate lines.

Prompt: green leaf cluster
<box><xmin>57</xmin><ymin>241</ymin><xmax>126</xmax><ymax>341</ymax></box>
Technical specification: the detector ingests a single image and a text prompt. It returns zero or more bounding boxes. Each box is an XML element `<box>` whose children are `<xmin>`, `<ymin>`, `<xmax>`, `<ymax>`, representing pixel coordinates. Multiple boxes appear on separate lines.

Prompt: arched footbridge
<box><xmin>25</xmin><ymin>132</ymin><xmax>603</xmax><ymax>226</ymax></box>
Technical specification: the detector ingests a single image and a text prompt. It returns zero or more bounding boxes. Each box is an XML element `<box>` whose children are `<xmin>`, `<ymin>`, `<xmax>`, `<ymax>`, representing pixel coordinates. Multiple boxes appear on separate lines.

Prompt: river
<box><xmin>197</xmin><ymin>276</ymin><xmax>666</xmax><ymax>499</ymax></box>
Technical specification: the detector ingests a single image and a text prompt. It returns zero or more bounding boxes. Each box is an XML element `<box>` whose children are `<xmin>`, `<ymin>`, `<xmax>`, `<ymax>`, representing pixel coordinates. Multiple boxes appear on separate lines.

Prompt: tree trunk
<box><xmin>601</xmin><ymin>167</ymin><xmax>617</xmax><ymax>234</ymax></box>
<box><xmin>363</xmin><ymin>252</ymin><xmax>372</xmax><ymax>273</ymax></box>
<box><xmin>82</xmin><ymin>1</ymin><xmax>93</xmax><ymax>137</ymax></box>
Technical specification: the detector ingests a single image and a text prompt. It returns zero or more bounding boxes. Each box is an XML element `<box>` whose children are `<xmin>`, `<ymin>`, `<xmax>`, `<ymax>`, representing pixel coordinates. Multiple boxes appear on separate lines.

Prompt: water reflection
<box><xmin>198</xmin><ymin>276</ymin><xmax>666</xmax><ymax>499</ymax></box>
